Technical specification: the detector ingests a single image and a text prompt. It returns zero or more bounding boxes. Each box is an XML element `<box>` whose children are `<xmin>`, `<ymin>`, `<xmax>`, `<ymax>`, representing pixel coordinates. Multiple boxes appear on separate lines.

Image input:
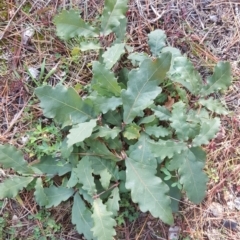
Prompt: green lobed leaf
<box><xmin>87</xmin><ymin>140</ymin><xmax>120</xmax><ymax>161</ymax></box>
<box><xmin>105</xmin><ymin>136</ymin><xmax>122</xmax><ymax>151</ymax></box>
<box><xmin>34</xmin><ymin>178</ymin><xmax>48</xmax><ymax>207</ymax></box>
<box><xmin>122</xmin><ymin>53</ymin><xmax>171</xmax><ymax>123</ymax></box>
<box><xmin>113</xmin><ymin>18</ymin><xmax>127</xmax><ymax>42</ymax></box>
<box><xmin>101</xmin><ymin>0</ymin><xmax>128</xmax><ymax>36</ymax></box>
<box><xmin>106</xmin><ymin>187</ymin><xmax>120</xmax><ymax>216</ymax></box>
<box><xmin>72</xmin><ymin>193</ymin><xmax>94</xmax><ymax>240</ymax></box>
<box><xmin>198</xmin><ymin>97</ymin><xmax>228</xmax><ymax>114</ymax></box>
<box><xmin>74</xmin><ymin>156</ymin><xmax>96</xmax><ymax>196</ymax></box>
<box><xmin>0</xmin><ymin>176</ymin><xmax>33</xmax><ymax>199</ymax></box>
<box><xmin>53</xmin><ymin>10</ymin><xmax>98</xmax><ymax>40</ymax></box>
<box><xmin>176</xmin><ymin>85</ymin><xmax>189</xmax><ymax>103</ymax></box>
<box><xmin>60</xmin><ymin>137</ymin><xmax>73</xmax><ymax>159</ymax></box>
<box><xmin>91</xmin><ymin>198</ymin><xmax>116</xmax><ymax>240</ymax></box>
<box><xmin>79</xmin><ymin>188</ymin><xmax>93</xmax><ymax>204</ymax></box>
<box><xmin>147</xmin><ymin>139</ymin><xmax>187</xmax><ymax>160</ymax></box>
<box><xmin>192</xmin><ymin>118</ymin><xmax>221</xmax><ymax>146</ymax></box>
<box><xmin>168</xmin><ymin>56</ymin><xmax>203</xmax><ymax>95</ymax></box>
<box><xmin>102</xmin><ymin>43</ymin><xmax>125</xmax><ymax>69</ymax></box>
<box><xmin>0</xmin><ymin>144</ymin><xmax>33</xmax><ymax>175</ymax></box>
<box><xmin>93</xmin><ymin>96</ymin><xmax>122</xmax><ymax>114</ymax></box>
<box><xmin>32</xmin><ymin>156</ymin><xmax>72</xmax><ymax>176</ymax></box>
<box><xmin>168</xmin><ymin>147</ymin><xmax>208</xmax><ymax>203</ymax></box>
<box><xmin>80</xmin><ymin>41</ymin><xmax>101</xmax><ymax>51</ymax></box>
<box><xmin>123</xmin><ymin>123</ymin><xmax>141</xmax><ymax>140</ymax></box>
<box><xmin>44</xmin><ymin>186</ymin><xmax>74</xmax><ymax>208</ymax></box>
<box><xmin>138</xmin><ymin>115</ymin><xmax>156</xmax><ymax>125</ymax></box>
<box><xmin>35</xmin><ymin>84</ymin><xmax>96</xmax><ymax>127</ymax></box>
<box><xmin>103</xmin><ymin>110</ymin><xmax>122</xmax><ymax>127</ymax></box>
<box><xmin>156</xmin><ymin>171</ymin><xmax>181</xmax><ymax>213</ymax></box>
<box><xmin>161</xmin><ymin>46</ymin><xmax>182</xmax><ymax>58</ymax></box>
<box><xmin>201</xmin><ymin>62</ymin><xmax>232</xmax><ymax>96</ymax></box>
<box><xmin>67</xmin><ymin>119</ymin><xmax>97</xmax><ymax>147</ymax></box>
<box><xmin>67</xmin><ymin>170</ymin><xmax>79</xmax><ymax>188</ymax></box>
<box><xmin>92</xmin><ymin>125</ymin><xmax>121</xmax><ymax>140</ymax></box>
<box><xmin>90</xmin><ymin>156</ymin><xmax>119</xmax><ymax>182</ymax></box>
<box><xmin>145</xmin><ymin>125</ymin><xmax>170</xmax><ymax>138</ymax></box>
<box><xmin>126</xmin><ymin>138</ymin><xmax>173</xmax><ymax>224</ymax></box>
<box><xmin>118</xmin><ymin>67</ymin><xmax>129</xmax><ymax>88</ymax></box>
<box><xmin>151</xmin><ymin>105</ymin><xmax>171</xmax><ymax>121</ymax></box>
<box><xmin>148</xmin><ymin>29</ymin><xmax>166</xmax><ymax>56</ymax></box>
<box><xmin>170</xmin><ymin>102</ymin><xmax>199</xmax><ymax>141</ymax></box>
<box><xmin>91</xmin><ymin>61</ymin><xmax>121</xmax><ymax>97</ymax></box>
<box><xmin>128</xmin><ymin>52</ymin><xmax>149</xmax><ymax>66</ymax></box>
<box><xmin>125</xmin><ymin>135</ymin><xmax>173</xmax><ymax>224</ymax></box>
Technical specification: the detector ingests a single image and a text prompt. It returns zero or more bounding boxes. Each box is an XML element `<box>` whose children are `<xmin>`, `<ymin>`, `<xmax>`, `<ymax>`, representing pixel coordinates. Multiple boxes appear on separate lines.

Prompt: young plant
<box><xmin>0</xmin><ymin>1</ymin><xmax>232</xmax><ymax>240</ymax></box>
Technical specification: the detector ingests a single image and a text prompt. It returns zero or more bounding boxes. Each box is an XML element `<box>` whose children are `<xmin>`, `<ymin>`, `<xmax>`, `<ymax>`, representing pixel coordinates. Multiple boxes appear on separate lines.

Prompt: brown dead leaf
<box><xmin>165</xmin><ymin>96</ymin><xmax>175</xmax><ymax>110</ymax></box>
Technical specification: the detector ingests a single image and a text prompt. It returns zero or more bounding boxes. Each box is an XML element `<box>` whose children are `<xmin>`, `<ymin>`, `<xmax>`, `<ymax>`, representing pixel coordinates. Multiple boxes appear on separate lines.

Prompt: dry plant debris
<box><xmin>0</xmin><ymin>0</ymin><xmax>240</xmax><ymax>239</ymax></box>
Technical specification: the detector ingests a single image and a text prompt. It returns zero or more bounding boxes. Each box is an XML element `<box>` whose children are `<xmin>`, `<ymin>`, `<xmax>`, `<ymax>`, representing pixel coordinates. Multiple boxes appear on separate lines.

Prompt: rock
<box><xmin>208</xmin><ymin>202</ymin><xmax>223</xmax><ymax>217</ymax></box>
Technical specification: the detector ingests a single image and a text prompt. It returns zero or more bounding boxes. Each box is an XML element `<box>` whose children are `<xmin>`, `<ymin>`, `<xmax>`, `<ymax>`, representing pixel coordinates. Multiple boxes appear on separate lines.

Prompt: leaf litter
<box><xmin>0</xmin><ymin>0</ymin><xmax>240</xmax><ymax>239</ymax></box>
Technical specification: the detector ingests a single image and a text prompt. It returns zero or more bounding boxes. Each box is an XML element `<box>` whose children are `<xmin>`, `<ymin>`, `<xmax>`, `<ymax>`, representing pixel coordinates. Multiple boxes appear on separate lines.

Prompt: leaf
<box><xmin>170</xmin><ymin>102</ymin><xmax>199</xmax><ymax>141</ymax></box>
<box><xmin>128</xmin><ymin>52</ymin><xmax>149</xmax><ymax>66</ymax></box>
<box><xmin>151</xmin><ymin>105</ymin><xmax>171</xmax><ymax>121</ymax></box>
<box><xmin>32</xmin><ymin>156</ymin><xmax>72</xmax><ymax>176</ymax></box>
<box><xmin>106</xmin><ymin>187</ymin><xmax>120</xmax><ymax>216</ymax></box>
<box><xmin>74</xmin><ymin>156</ymin><xmax>96</xmax><ymax>196</ymax></box>
<box><xmin>168</xmin><ymin>56</ymin><xmax>203</xmax><ymax>95</ymax></box>
<box><xmin>91</xmin><ymin>61</ymin><xmax>121</xmax><ymax>97</ymax></box>
<box><xmin>113</xmin><ymin>18</ymin><xmax>127</xmax><ymax>42</ymax></box>
<box><xmin>198</xmin><ymin>97</ymin><xmax>228</xmax><ymax>114</ymax></box>
<box><xmin>44</xmin><ymin>186</ymin><xmax>74</xmax><ymax>208</ymax></box>
<box><xmin>0</xmin><ymin>176</ymin><xmax>33</xmax><ymax>199</ymax></box>
<box><xmin>87</xmin><ymin>140</ymin><xmax>120</xmax><ymax>161</ymax></box>
<box><xmin>79</xmin><ymin>188</ymin><xmax>93</xmax><ymax>204</ymax></box>
<box><xmin>168</xmin><ymin>147</ymin><xmax>208</xmax><ymax>203</ymax></box>
<box><xmin>93</xmin><ymin>96</ymin><xmax>122</xmax><ymax>114</ymax></box>
<box><xmin>91</xmin><ymin>198</ymin><xmax>116</xmax><ymax>240</ymax></box>
<box><xmin>148</xmin><ymin>29</ymin><xmax>166</xmax><ymax>56</ymax></box>
<box><xmin>125</xmin><ymin>155</ymin><xmax>173</xmax><ymax>224</ymax></box>
<box><xmin>92</xmin><ymin>126</ymin><xmax>121</xmax><ymax>139</ymax></box>
<box><xmin>201</xmin><ymin>62</ymin><xmax>232</xmax><ymax>96</ymax></box>
<box><xmin>34</xmin><ymin>178</ymin><xmax>48</xmax><ymax>207</ymax></box>
<box><xmin>122</xmin><ymin>53</ymin><xmax>171</xmax><ymax>123</ymax></box>
<box><xmin>123</xmin><ymin>123</ymin><xmax>141</xmax><ymax>140</ymax></box>
<box><xmin>105</xmin><ymin>136</ymin><xmax>122</xmax><ymax>151</ymax></box>
<box><xmin>125</xmin><ymin>135</ymin><xmax>173</xmax><ymax>224</ymax></box>
<box><xmin>35</xmin><ymin>84</ymin><xmax>96</xmax><ymax>127</ymax></box>
<box><xmin>161</xmin><ymin>46</ymin><xmax>182</xmax><ymax>58</ymax></box>
<box><xmin>127</xmin><ymin>133</ymin><xmax>155</xmax><ymax>160</ymax></box>
<box><xmin>67</xmin><ymin>170</ymin><xmax>79</xmax><ymax>188</ymax></box>
<box><xmin>53</xmin><ymin>10</ymin><xmax>98</xmax><ymax>40</ymax></box>
<box><xmin>156</xmin><ymin>171</ymin><xmax>181</xmax><ymax>213</ymax></box>
<box><xmin>0</xmin><ymin>144</ymin><xmax>33</xmax><ymax>175</ymax></box>
<box><xmin>101</xmin><ymin>0</ymin><xmax>128</xmax><ymax>36</ymax></box>
<box><xmin>118</xmin><ymin>67</ymin><xmax>129</xmax><ymax>88</ymax></box>
<box><xmin>72</xmin><ymin>193</ymin><xmax>94</xmax><ymax>240</ymax></box>
<box><xmin>60</xmin><ymin>137</ymin><xmax>73</xmax><ymax>159</ymax></box>
<box><xmin>147</xmin><ymin>139</ymin><xmax>187</xmax><ymax>159</ymax></box>
<box><xmin>80</xmin><ymin>41</ymin><xmax>101</xmax><ymax>51</ymax></box>
<box><xmin>192</xmin><ymin>118</ymin><xmax>221</xmax><ymax>146</ymax></box>
<box><xmin>138</xmin><ymin>115</ymin><xmax>156</xmax><ymax>125</ymax></box>
<box><xmin>67</xmin><ymin>119</ymin><xmax>97</xmax><ymax>147</ymax></box>
<box><xmin>145</xmin><ymin>125</ymin><xmax>170</xmax><ymax>138</ymax></box>
<box><xmin>102</xmin><ymin>43</ymin><xmax>125</xmax><ymax>69</ymax></box>
<box><xmin>103</xmin><ymin>110</ymin><xmax>122</xmax><ymax>127</ymax></box>
<box><xmin>90</xmin><ymin>156</ymin><xmax>119</xmax><ymax>181</ymax></box>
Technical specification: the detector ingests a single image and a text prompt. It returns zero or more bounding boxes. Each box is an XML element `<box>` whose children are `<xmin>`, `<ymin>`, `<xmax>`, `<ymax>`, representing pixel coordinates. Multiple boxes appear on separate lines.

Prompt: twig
<box><xmin>0</xmin><ymin>0</ymin><xmax>28</xmax><ymax>40</ymax></box>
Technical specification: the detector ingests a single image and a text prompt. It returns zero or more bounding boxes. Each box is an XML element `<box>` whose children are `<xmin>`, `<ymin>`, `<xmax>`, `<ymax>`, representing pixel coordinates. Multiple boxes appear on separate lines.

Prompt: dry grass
<box><xmin>1</xmin><ymin>0</ymin><xmax>240</xmax><ymax>239</ymax></box>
